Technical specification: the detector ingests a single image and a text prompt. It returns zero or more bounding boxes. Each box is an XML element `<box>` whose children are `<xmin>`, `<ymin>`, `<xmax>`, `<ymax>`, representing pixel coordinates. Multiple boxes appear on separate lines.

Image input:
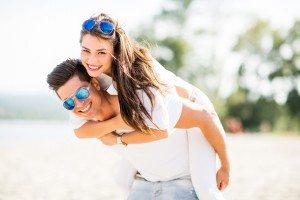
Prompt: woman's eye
<box><xmin>98</xmin><ymin>52</ymin><xmax>106</xmax><ymax>55</ymax></box>
<box><xmin>82</xmin><ymin>49</ymin><xmax>89</xmax><ymax>53</ymax></box>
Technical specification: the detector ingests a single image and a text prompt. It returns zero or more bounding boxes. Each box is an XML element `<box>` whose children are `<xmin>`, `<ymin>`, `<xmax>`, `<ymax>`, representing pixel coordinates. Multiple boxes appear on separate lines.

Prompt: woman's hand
<box><xmin>216</xmin><ymin>166</ymin><xmax>230</xmax><ymax>191</ymax></box>
<box><xmin>98</xmin><ymin>132</ymin><xmax>118</xmax><ymax>146</ymax></box>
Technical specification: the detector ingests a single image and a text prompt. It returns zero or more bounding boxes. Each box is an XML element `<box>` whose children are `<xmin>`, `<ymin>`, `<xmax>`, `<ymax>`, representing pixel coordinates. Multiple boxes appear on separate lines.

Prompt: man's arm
<box><xmin>175</xmin><ymin>100</ymin><xmax>230</xmax><ymax>190</ymax></box>
<box><xmin>175</xmin><ymin>101</ymin><xmax>230</xmax><ymax>166</ymax></box>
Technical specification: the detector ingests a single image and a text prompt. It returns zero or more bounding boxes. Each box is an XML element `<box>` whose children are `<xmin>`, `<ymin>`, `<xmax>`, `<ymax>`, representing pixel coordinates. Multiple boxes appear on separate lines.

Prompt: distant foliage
<box><xmin>0</xmin><ymin>94</ymin><xmax>68</xmax><ymax>120</ymax></box>
<box><xmin>132</xmin><ymin>1</ymin><xmax>299</xmax><ymax>132</ymax></box>
<box><xmin>133</xmin><ymin>0</ymin><xmax>214</xmax><ymax>89</ymax></box>
<box><xmin>228</xmin><ymin>20</ymin><xmax>300</xmax><ymax>132</ymax></box>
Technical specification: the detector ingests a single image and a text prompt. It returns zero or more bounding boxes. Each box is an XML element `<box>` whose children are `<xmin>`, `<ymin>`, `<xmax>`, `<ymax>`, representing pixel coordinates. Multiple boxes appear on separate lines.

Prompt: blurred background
<box><xmin>0</xmin><ymin>0</ymin><xmax>299</xmax><ymax>199</ymax></box>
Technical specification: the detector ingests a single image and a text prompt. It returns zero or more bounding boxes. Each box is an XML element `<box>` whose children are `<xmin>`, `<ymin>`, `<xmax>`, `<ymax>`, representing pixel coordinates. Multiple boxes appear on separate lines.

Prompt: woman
<box><xmin>70</xmin><ymin>13</ymin><xmax>229</xmax><ymax>199</ymax></box>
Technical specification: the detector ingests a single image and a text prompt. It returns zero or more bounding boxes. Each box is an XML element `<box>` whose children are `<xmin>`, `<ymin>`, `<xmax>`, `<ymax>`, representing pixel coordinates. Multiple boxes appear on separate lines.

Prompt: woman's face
<box><xmin>80</xmin><ymin>34</ymin><xmax>114</xmax><ymax>77</ymax></box>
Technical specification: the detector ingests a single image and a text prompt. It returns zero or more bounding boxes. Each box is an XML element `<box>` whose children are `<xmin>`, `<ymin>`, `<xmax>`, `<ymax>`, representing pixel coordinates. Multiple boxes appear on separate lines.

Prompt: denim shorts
<box><xmin>127</xmin><ymin>176</ymin><xmax>198</xmax><ymax>200</ymax></box>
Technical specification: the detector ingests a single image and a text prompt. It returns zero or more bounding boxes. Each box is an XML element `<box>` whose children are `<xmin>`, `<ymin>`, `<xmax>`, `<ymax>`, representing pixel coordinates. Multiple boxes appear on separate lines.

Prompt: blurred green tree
<box><xmin>228</xmin><ymin>20</ymin><xmax>300</xmax><ymax>131</ymax></box>
<box><xmin>132</xmin><ymin>1</ymin><xmax>299</xmax><ymax>132</ymax></box>
<box><xmin>134</xmin><ymin>0</ymin><xmax>193</xmax><ymax>73</ymax></box>
<box><xmin>132</xmin><ymin>0</ymin><xmax>216</xmax><ymax>91</ymax></box>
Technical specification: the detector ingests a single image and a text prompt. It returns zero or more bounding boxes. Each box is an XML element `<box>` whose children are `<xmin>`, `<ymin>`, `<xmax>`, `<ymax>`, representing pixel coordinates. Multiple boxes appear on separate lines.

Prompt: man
<box><xmin>47</xmin><ymin>59</ymin><xmax>227</xmax><ymax>199</ymax></box>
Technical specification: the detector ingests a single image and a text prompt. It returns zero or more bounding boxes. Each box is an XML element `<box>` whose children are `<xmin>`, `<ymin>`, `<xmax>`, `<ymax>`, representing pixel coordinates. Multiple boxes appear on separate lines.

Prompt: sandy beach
<box><xmin>0</xmin><ymin>121</ymin><xmax>300</xmax><ymax>200</ymax></box>
<box><xmin>223</xmin><ymin>133</ymin><xmax>300</xmax><ymax>200</ymax></box>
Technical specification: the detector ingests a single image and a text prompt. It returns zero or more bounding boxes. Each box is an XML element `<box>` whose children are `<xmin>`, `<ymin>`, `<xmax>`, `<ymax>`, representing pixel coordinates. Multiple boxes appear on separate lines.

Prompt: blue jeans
<box><xmin>127</xmin><ymin>176</ymin><xmax>198</xmax><ymax>200</ymax></box>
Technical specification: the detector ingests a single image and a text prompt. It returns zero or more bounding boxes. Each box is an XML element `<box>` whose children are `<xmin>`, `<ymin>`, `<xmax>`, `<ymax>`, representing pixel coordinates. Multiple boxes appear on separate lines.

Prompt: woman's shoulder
<box><xmin>97</xmin><ymin>73</ymin><xmax>113</xmax><ymax>91</ymax></box>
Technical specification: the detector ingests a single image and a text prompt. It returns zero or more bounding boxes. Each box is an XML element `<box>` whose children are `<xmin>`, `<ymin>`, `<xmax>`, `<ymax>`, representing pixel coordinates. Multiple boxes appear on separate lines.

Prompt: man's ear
<box><xmin>91</xmin><ymin>78</ymin><xmax>101</xmax><ymax>91</ymax></box>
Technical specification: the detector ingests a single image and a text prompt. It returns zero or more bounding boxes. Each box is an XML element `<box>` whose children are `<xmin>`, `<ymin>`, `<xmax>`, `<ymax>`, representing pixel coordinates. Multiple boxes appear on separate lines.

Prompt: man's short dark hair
<box><xmin>47</xmin><ymin>59</ymin><xmax>91</xmax><ymax>92</ymax></box>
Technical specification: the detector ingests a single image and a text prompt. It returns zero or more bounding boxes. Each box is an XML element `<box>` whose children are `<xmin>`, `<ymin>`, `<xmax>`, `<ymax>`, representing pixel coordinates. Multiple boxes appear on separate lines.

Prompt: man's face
<box><xmin>57</xmin><ymin>76</ymin><xmax>102</xmax><ymax>120</ymax></box>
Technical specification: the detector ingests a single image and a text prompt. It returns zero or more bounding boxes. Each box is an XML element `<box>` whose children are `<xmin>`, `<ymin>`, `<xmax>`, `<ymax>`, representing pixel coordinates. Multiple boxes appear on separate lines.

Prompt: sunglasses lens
<box><xmin>99</xmin><ymin>21</ymin><xmax>114</xmax><ymax>35</ymax></box>
<box><xmin>63</xmin><ymin>98</ymin><xmax>75</xmax><ymax>110</ymax></box>
<box><xmin>75</xmin><ymin>87</ymin><xmax>90</xmax><ymax>100</ymax></box>
<box><xmin>82</xmin><ymin>19</ymin><xmax>96</xmax><ymax>31</ymax></box>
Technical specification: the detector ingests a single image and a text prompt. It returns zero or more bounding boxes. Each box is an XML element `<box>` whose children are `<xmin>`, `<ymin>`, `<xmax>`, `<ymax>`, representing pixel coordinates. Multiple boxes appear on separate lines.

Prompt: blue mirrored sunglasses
<box><xmin>63</xmin><ymin>84</ymin><xmax>91</xmax><ymax>110</ymax></box>
<box><xmin>82</xmin><ymin>19</ymin><xmax>114</xmax><ymax>35</ymax></box>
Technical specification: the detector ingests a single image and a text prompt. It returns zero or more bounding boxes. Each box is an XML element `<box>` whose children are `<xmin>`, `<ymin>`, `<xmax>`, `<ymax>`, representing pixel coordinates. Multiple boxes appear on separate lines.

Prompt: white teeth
<box><xmin>88</xmin><ymin>65</ymin><xmax>100</xmax><ymax>70</ymax></box>
<box><xmin>81</xmin><ymin>103</ymin><xmax>91</xmax><ymax>113</ymax></box>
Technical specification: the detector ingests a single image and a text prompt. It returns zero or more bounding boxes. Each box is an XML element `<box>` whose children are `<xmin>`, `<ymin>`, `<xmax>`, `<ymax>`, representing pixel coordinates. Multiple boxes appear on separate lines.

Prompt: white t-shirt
<box><xmin>111</xmin><ymin>129</ymin><xmax>190</xmax><ymax>182</ymax></box>
<box><xmin>68</xmin><ymin>60</ymin><xmax>212</xmax><ymax>181</ymax></box>
<box><xmin>69</xmin><ymin>84</ymin><xmax>189</xmax><ymax>181</ymax></box>
<box><xmin>110</xmin><ymin>90</ymin><xmax>213</xmax><ymax>182</ymax></box>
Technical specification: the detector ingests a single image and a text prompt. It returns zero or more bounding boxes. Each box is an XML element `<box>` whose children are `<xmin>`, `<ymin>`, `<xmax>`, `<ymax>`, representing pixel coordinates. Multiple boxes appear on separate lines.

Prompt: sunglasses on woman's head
<box><xmin>82</xmin><ymin>18</ymin><xmax>114</xmax><ymax>35</ymax></box>
<box><xmin>63</xmin><ymin>84</ymin><xmax>91</xmax><ymax>110</ymax></box>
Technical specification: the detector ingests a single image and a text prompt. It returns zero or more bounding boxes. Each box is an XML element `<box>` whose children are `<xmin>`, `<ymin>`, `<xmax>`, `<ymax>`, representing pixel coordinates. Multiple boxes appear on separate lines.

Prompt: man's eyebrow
<box><xmin>82</xmin><ymin>46</ymin><xmax>106</xmax><ymax>51</ymax></box>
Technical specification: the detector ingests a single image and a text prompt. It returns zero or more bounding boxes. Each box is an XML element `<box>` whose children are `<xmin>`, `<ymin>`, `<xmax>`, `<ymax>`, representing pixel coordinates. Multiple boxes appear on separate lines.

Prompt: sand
<box><xmin>1</xmin><ymin>131</ymin><xmax>300</xmax><ymax>200</ymax></box>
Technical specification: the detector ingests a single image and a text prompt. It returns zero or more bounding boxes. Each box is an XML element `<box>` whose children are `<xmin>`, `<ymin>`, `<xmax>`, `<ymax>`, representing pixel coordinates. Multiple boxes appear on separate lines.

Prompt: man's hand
<box><xmin>216</xmin><ymin>166</ymin><xmax>230</xmax><ymax>191</ymax></box>
<box><xmin>98</xmin><ymin>132</ymin><xmax>118</xmax><ymax>146</ymax></box>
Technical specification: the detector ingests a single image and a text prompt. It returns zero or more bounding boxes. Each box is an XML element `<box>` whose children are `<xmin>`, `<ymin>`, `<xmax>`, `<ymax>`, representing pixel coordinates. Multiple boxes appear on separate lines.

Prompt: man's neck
<box><xmin>96</xmin><ymin>91</ymin><xmax>119</xmax><ymax>121</ymax></box>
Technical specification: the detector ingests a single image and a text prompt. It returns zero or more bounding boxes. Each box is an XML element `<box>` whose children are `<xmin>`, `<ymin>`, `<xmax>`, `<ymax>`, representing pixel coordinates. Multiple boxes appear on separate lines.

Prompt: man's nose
<box><xmin>75</xmin><ymin>99</ymin><xmax>85</xmax><ymax>108</ymax></box>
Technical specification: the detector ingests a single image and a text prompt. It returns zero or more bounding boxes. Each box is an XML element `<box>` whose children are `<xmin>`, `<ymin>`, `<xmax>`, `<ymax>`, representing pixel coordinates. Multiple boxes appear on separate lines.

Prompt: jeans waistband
<box><xmin>135</xmin><ymin>173</ymin><xmax>191</xmax><ymax>182</ymax></box>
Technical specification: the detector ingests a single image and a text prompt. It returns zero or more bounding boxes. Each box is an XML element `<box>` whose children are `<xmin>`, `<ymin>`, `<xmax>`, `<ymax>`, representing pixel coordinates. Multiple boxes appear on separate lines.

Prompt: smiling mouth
<box><xmin>87</xmin><ymin>64</ymin><xmax>102</xmax><ymax>71</ymax></box>
<box><xmin>79</xmin><ymin>102</ymin><xmax>92</xmax><ymax>113</ymax></box>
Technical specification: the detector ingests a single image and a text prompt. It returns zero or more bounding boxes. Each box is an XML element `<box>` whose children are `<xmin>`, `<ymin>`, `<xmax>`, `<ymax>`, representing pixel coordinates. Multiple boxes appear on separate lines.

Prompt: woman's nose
<box><xmin>88</xmin><ymin>54</ymin><xmax>97</xmax><ymax>63</ymax></box>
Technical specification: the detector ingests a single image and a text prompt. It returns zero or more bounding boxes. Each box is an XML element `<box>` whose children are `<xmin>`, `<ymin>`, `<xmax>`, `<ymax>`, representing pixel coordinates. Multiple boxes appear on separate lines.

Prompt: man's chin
<box><xmin>85</xmin><ymin>115</ymin><xmax>96</xmax><ymax>121</ymax></box>
<box><xmin>76</xmin><ymin>113</ymin><xmax>95</xmax><ymax>121</ymax></box>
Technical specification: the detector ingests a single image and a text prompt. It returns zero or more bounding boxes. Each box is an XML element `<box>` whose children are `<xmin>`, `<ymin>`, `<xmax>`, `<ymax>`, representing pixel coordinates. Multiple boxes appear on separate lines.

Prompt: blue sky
<box><xmin>0</xmin><ymin>0</ymin><xmax>299</xmax><ymax>95</ymax></box>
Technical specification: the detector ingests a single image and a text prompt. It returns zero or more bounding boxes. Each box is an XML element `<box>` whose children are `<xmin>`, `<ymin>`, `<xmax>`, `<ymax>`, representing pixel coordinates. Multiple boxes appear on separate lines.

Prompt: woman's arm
<box><xmin>73</xmin><ymin>113</ymin><xmax>132</xmax><ymax>139</ymax></box>
<box><xmin>75</xmin><ymin>113</ymin><xmax>168</xmax><ymax>143</ymax></box>
<box><xmin>74</xmin><ymin>119</ymin><xmax>116</xmax><ymax>138</ymax></box>
<box><xmin>99</xmin><ymin>113</ymin><xmax>168</xmax><ymax>145</ymax></box>
<box><xmin>120</xmin><ymin>129</ymin><xmax>167</xmax><ymax>144</ymax></box>
<box><xmin>99</xmin><ymin>129</ymin><xmax>168</xmax><ymax>145</ymax></box>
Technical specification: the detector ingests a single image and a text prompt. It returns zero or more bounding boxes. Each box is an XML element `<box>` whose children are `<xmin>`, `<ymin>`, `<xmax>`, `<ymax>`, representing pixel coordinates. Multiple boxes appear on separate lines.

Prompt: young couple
<box><xmin>47</xmin><ymin>13</ymin><xmax>230</xmax><ymax>200</ymax></box>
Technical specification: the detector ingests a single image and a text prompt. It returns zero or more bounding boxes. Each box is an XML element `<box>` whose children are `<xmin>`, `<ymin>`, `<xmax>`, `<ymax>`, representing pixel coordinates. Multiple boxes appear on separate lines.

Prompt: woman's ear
<box><xmin>91</xmin><ymin>78</ymin><xmax>101</xmax><ymax>91</ymax></box>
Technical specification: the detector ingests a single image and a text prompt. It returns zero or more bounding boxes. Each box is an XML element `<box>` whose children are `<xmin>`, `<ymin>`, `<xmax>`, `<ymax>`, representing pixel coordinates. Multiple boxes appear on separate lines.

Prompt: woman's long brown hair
<box><xmin>80</xmin><ymin>13</ymin><xmax>165</xmax><ymax>134</ymax></box>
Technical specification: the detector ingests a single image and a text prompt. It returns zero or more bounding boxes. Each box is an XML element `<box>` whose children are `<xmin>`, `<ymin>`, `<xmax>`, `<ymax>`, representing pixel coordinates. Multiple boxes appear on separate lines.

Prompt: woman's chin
<box><xmin>90</xmin><ymin>71</ymin><xmax>102</xmax><ymax>78</ymax></box>
<box><xmin>87</xmin><ymin>68</ymin><xmax>102</xmax><ymax>77</ymax></box>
